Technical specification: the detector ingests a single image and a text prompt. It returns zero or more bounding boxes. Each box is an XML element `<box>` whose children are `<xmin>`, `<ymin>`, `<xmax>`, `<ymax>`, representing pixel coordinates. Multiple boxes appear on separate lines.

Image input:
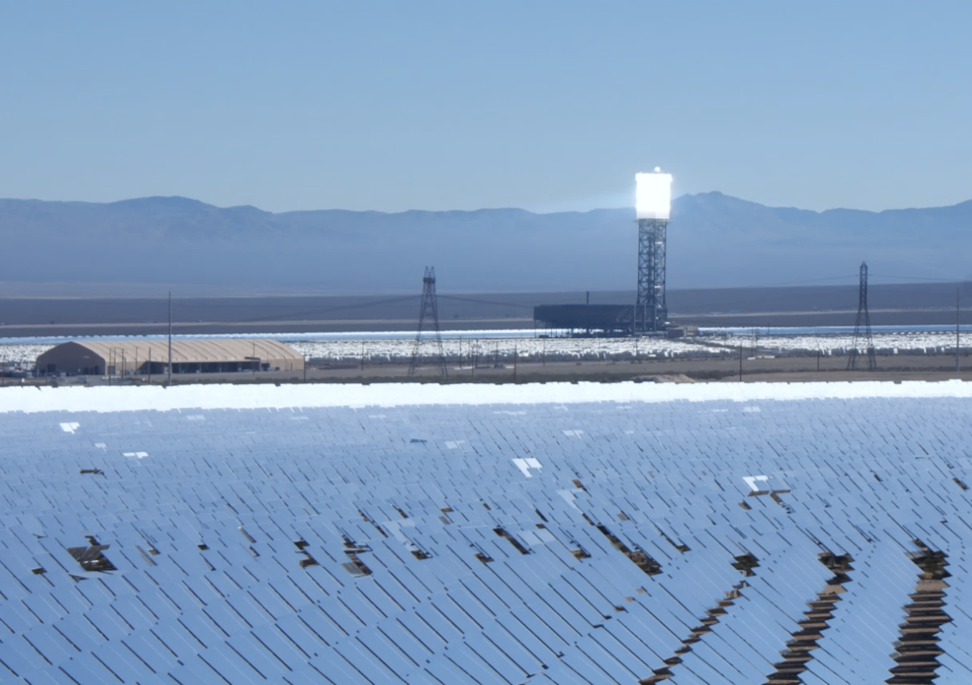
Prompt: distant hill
<box><xmin>2</xmin><ymin>193</ymin><xmax>971</xmax><ymax>292</ymax></box>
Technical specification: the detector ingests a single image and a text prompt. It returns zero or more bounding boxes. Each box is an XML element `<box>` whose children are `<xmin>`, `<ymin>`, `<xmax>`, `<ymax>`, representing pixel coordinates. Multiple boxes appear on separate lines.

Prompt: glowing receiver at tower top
<box><xmin>635</xmin><ymin>170</ymin><xmax>673</xmax><ymax>221</ymax></box>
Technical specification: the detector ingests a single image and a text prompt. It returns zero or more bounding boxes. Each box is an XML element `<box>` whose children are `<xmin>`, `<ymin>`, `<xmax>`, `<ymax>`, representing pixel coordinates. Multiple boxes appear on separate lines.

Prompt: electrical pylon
<box><xmin>408</xmin><ymin>267</ymin><xmax>448</xmax><ymax>377</ymax></box>
<box><xmin>847</xmin><ymin>261</ymin><xmax>877</xmax><ymax>371</ymax></box>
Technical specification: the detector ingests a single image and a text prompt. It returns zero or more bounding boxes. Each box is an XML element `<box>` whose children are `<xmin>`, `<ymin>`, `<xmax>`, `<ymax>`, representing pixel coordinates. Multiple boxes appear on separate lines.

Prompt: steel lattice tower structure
<box><xmin>634</xmin><ymin>170</ymin><xmax>673</xmax><ymax>333</ymax></box>
<box><xmin>636</xmin><ymin>218</ymin><xmax>668</xmax><ymax>332</ymax></box>
<box><xmin>408</xmin><ymin>267</ymin><xmax>448</xmax><ymax>377</ymax></box>
<box><xmin>847</xmin><ymin>261</ymin><xmax>877</xmax><ymax>371</ymax></box>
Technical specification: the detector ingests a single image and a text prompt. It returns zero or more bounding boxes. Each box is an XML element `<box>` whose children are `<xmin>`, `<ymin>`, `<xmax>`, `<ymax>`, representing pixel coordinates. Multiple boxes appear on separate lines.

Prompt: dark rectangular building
<box><xmin>533</xmin><ymin>304</ymin><xmax>635</xmax><ymax>336</ymax></box>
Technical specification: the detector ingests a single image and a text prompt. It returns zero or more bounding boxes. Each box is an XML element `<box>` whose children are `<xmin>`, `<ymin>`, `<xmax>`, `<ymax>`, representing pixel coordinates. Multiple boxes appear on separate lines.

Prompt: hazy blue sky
<box><xmin>1</xmin><ymin>1</ymin><xmax>969</xmax><ymax>213</ymax></box>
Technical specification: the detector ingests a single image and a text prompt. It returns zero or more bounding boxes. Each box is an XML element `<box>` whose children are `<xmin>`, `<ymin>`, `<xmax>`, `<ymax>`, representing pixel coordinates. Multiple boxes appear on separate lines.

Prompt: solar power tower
<box><xmin>635</xmin><ymin>170</ymin><xmax>674</xmax><ymax>333</ymax></box>
<box><xmin>408</xmin><ymin>266</ymin><xmax>448</xmax><ymax>377</ymax></box>
<box><xmin>847</xmin><ymin>261</ymin><xmax>877</xmax><ymax>371</ymax></box>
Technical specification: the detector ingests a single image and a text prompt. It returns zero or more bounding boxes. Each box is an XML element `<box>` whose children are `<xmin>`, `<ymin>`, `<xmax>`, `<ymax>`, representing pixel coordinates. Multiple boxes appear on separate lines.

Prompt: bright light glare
<box><xmin>635</xmin><ymin>171</ymin><xmax>673</xmax><ymax>220</ymax></box>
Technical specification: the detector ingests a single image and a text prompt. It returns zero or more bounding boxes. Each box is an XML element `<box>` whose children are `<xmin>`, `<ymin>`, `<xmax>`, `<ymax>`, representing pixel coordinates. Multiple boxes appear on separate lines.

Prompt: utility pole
<box><xmin>739</xmin><ymin>344</ymin><xmax>743</xmax><ymax>382</ymax></box>
<box><xmin>513</xmin><ymin>344</ymin><xmax>518</xmax><ymax>383</ymax></box>
<box><xmin>957</xmin><ymin>288</ymin><xmax>961</xmax><ymax>374</ymax></box>
<box><xmin>148</xmin><ymin>349</ymin><xmax>152</xmax><ymax>384</ymax></box>
<box><xmin>167</xmin><ymin>291</ymin><xmax>173</xmax><ymax>386</ymax></box>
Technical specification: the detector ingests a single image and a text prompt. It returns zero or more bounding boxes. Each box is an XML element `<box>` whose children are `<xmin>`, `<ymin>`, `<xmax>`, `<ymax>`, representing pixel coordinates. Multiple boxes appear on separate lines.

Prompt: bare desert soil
<box><xmin>0</xmin><ymin>282</ymin><xmax>969</xmax><ymax>336</ymax></box>
<box><xmin>21</xmin><ymin>352</ymin><xmax>972</xmax><ymax>388</ymax></box>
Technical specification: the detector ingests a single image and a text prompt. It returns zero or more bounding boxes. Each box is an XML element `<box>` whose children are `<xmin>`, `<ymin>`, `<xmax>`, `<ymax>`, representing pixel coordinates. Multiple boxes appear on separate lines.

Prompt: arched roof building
<box><xmin>35</xmin><ymin>339</ymin><xmax>303</xmax><ymax>376</ymax></box>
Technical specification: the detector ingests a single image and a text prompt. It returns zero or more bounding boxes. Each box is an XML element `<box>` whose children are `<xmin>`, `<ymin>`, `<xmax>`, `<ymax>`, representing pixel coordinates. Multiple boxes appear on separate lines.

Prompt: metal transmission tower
<box><xmin>408</xmin><ymin>267</ymin><xmax>448</xmax><ymax>377</ymax></box>
<box><xmin>847</xmin><ymin>261</ymin><xmax>877</xmax><ymax>371</ymax></box>
<box><xmin>635</xmin><ymin>170</ymin><xmax>673</xmax><ymax>332</ymax></box>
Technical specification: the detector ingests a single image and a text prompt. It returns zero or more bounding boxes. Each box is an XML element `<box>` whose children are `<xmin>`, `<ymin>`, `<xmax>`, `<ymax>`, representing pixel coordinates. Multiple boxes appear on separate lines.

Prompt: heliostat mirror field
<box><xmin>0</xmin><ymin>384</ymin><xmax>969</xmax><ymax>684</ymax></box>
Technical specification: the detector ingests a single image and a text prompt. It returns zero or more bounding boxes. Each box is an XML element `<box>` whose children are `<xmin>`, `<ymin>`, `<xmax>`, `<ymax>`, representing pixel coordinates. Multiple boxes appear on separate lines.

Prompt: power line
<box><xmin>761</xmin><ymin>274</ymin><xmax>860</xmax><ymax>288</ymax></box>
<box><xmin>437</xmin><ymin>294</ymin><xmax>535</xmax><ymax>310</ymax></box>
<box><xmin>869</xmin><ymin>274</ymin><xmax>968</xmax><ymax>283</ymax></box>
<box><xmin>224</xmin><ymin>295</ymin><xmax>418</xmax><ymax>324</ymax></box>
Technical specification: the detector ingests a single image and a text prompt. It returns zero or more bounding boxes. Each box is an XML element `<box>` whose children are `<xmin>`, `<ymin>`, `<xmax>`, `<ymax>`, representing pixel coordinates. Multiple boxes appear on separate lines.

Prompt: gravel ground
<box><xmin>0</xmin><ymin>329</ymin><xmax>966</xmax><ymax>370</ymax></box>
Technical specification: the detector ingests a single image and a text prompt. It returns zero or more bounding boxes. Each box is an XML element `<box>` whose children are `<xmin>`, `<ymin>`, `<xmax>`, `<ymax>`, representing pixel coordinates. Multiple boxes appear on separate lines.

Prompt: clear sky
<box><xmin>1</xmin><ymin>1</ymin><xmax>969</xmax><ymax>214</ymax></box>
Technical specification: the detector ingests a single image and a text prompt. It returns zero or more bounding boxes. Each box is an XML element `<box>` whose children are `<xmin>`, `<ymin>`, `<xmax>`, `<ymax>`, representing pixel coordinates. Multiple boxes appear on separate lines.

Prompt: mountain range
<box><xmin>3</xmin><ymin>193</ymin><xmax>970</xmax><ymax>293</ymax></box>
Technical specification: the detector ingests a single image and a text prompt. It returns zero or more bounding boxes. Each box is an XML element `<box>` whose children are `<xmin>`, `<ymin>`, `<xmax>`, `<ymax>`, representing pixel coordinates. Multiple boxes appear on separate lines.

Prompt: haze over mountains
<box><xmin>4</xmin><ymin>193</ymin><xmax>971</xmax><ymax>295</ymax></box>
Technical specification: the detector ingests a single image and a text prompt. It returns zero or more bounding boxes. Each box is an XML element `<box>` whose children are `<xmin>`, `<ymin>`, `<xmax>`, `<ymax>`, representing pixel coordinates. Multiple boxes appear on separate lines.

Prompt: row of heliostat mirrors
<box><xmin>0</xmin><ymin>394</ymin><xmax>970</xmax><ymax>683</ymax></box>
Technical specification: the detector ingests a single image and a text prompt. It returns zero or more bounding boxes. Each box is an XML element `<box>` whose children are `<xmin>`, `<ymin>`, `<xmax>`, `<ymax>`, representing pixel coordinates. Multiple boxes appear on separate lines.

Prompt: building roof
<box><xmin>40</xmin><ymin>338</ymin><xmax>302</xmax><ymax>363</ymax></box>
